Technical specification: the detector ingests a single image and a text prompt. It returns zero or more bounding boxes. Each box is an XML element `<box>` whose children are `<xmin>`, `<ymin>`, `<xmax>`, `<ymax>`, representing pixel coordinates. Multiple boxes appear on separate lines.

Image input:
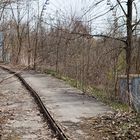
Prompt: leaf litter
<box><xmin>80</xmin><ymin>111</ymin><xmax>140</xmax><ymax>140</ymax></box>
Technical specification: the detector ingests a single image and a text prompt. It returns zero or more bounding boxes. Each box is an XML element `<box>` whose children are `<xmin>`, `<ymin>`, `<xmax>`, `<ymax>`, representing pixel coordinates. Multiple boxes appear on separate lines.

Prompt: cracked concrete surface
<box><xmin>21</xmin><ymin>70</ymin><xmax>112</xmax><ymax>139</ymax></box>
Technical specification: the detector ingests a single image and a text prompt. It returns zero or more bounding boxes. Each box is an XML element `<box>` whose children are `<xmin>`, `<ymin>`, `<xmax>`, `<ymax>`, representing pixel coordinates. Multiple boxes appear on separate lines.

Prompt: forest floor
<box><xmin>80</xmin><ymin>111</ymin><xmax>140</xmax><ymax>140</ymax></box>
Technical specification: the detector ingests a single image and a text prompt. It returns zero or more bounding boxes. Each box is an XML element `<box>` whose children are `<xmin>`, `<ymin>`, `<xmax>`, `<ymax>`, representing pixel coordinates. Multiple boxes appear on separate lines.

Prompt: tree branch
<box><xmin>116</xmin><ymin>0</ymin><xmax>127</xmax><ymax>17</ymax></box>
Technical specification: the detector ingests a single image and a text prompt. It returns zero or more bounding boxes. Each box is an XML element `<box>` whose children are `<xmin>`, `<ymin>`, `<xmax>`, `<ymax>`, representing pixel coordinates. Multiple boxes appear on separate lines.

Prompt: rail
<box><xmin>0</xmin><ymin>65</ymin><xmax>68</xmax><ymax>140</ymax></box>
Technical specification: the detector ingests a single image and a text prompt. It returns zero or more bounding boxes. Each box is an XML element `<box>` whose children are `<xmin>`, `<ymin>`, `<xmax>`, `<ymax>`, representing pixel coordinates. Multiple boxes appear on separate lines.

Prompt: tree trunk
<box><xmin>126</xmin><ymin>0</ymin><xmax>132</xmax><ymax>105</ymax></box>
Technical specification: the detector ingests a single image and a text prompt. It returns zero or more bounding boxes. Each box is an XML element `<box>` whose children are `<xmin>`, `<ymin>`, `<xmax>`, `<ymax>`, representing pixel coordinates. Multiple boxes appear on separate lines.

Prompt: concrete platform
<box><xmin>21</xmin><ymin>70</ymin><xmax>111</xmax><ymax>139</ymax></box>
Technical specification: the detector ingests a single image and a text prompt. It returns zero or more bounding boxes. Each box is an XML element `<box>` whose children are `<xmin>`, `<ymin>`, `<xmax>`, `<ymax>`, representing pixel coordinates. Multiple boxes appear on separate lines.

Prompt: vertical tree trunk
<box><xmin>33</xmin><ymin>29</ymin><xmax>38</xmax><ymax>69</ymax></box>
<box><xmin>15</xmin><ymin>0</ymin><xmax>22</xmax><ymax>64</ymax></box>
<box><xmin>27</xmin><ymin>1</ymin><xmax>31</xmax><ymax>69</ymax></box>
<box><xmin>136</xmin><ymin>38</ymin><xmax>140</xmax><ymax>73</ymax></box>
<box><xmin>86</xmin><ymin>38</ymin><xmax>91</xmax><ymax>84</ymax></box>
<box><xmin>126</xmin><ymin>0</ymin><xmax>132</xmax><ymax>105</ymax></box>
<box><xmin>55</xmin><ymin>32</ymin><xmax>62</xmax><ymax>73</ymax></box>
<box><xmin>33</xmin><ymin>0</ymin><xmax>40</xmax><ymax>70</ymax></box>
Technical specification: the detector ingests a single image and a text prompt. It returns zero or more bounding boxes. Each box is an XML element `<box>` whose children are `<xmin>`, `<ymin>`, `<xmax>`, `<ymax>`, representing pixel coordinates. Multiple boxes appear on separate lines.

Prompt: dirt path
<box><xmin>0</xmin><ymin>69</ymin><xmax>56</xmax><ymax>140</ymax></box>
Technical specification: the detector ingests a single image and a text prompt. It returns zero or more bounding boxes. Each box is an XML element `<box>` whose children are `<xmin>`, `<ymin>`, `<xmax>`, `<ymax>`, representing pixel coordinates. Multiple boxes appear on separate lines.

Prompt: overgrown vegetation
<box><xmin>0</xmin><ymin>0</ymin><xmax>140</xmax><ymax>110</ymax></box>
<box><xmin>80</xmin><ymin>112</ymin><xmax>140</xmax><ymax>140</ymax></box>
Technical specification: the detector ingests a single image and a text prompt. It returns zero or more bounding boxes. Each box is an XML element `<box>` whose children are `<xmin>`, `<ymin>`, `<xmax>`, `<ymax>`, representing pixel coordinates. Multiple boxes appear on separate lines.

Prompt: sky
<box><xmin>39</xmin><ymin>0</ymin><xmax>113</xmax><ymax>34</ymax></box>
<box><xmin>1</xmin><ymin>0</ymin><xmax>140</xmax><ymax>35</ymax></box>
<box><xmin>39</xmin><ymin>0</ymin><xmax>140</xmax><ymax>34</ymax></box>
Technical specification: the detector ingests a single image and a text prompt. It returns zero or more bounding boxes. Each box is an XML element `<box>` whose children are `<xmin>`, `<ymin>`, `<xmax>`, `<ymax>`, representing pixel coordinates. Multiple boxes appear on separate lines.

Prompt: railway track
<box><xmin>0</xmin><ymin>65</ymin><xmax>68</xmax><ymax>140</ymax></box>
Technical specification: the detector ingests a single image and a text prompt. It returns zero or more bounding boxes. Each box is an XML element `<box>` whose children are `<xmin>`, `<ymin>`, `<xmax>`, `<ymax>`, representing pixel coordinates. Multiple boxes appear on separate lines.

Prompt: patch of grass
<box><xmin>110</xmin><ymin>102</ymin><xmax>130</xmax><ymax>112</ymax></box>
<box><xmin>61</xmin><ymin>76</ymin><xmax>78</xmax><ymax>87</ymax></box>
<box><xmin>61</xmin><ymin>76</ymin><xmax>85</xmax><ymax>90</ymax></box>
<box><xmin>45</xmin><ymin>69</ymin><xmax>58</xmax><ymax>77</ymax></box>
<box><xmin>45</xmin><ymin>69</ymin><xmax>81</xmax><ymax>88</ymax></box>
<box><xmin>90</xmin><ymin>86</ymin><xmax>130</xmax><ymax>111</ymax></box>
<box><xmin>91</xmin><ymin>87</ymin><xmax>106</xmax><ymax>100</ymax></box>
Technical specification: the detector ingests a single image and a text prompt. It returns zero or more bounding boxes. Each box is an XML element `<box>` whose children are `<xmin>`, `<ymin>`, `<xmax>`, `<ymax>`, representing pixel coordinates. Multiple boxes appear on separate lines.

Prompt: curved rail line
<box><xmin>0</xmin><ymin>65</ymin><xmax>68</xmax><ymax>140</ymax></box>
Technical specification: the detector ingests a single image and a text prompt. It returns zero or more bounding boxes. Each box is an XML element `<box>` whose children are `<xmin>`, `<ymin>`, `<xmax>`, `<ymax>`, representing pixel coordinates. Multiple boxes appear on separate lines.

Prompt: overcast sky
<box><xmin>41</xmin><ymin>0</ymin><xmax>115</xmax><ymax>33</ymax></box>
<box><xmin>3</xmin><ymin>0</ymin><xmax>139</xmax><ymax>34</ymax></box>
<box><xmin>46</xmin><ymin>0</ymin><xmax>140</xmax><ymax>34</ymax></box>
